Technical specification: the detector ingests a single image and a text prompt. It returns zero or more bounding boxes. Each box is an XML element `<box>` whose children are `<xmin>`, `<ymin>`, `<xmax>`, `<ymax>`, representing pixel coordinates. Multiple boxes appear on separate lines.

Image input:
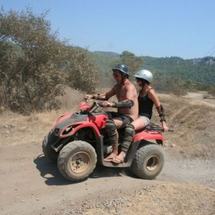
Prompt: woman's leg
<box><xmin>112</xmin><ymin>117</ymin><xmax>150</xmax><ymax>163</ymax></box>
<box><xmin>131</xmin><ymin>117</ymin><xmax>146</xmax><ymax>130</ymax></box>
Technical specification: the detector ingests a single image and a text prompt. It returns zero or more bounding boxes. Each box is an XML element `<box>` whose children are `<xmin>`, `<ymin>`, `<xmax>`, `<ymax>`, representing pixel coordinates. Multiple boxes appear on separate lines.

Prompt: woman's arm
<box><xmin>148</xmin><ymin>89</ymin><xmax>168</xmax><ymax>131</ymax></box>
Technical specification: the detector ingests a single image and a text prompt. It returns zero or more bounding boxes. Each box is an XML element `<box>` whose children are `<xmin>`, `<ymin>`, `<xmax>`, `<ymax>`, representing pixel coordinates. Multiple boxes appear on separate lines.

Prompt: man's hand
<box><xmin>100</xmin><ymin>101</ymin><xmax>113</xmax><ymax>107</ymax></box>
<box><xmin>85</xmin><ymin>94</ymin><xmax>94</xmax><ymax>99</ymax></box>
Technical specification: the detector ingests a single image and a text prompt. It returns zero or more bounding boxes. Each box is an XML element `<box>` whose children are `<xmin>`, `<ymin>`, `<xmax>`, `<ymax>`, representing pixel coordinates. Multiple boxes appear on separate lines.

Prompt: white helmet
<box><xmin>134</xmin><ymin>69</ymin><xmax>153</xmax><ymax>83</ymax></box>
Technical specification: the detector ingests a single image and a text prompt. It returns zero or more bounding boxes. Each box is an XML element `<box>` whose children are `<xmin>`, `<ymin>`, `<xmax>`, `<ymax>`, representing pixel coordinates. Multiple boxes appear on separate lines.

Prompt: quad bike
<box><xmin>42</xmin><ymin>99</ymin><xmax>170</xmax><ymax>182</ymax></box>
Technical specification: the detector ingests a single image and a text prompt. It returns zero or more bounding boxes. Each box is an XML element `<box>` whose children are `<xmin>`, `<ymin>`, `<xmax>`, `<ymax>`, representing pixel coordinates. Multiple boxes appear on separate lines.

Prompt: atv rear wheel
<box><xmin>57</xmin><ymin>141</ymin><xmax>97</xmax><ymax>182</ymax></box>
<box><xmin>42</xmin><ymin>131</ymin><xmax>58</xmax><ymax>162</ymax></box>
<box><xmin>131</xmin><ymin>144</ymin><xmax>164</xmax><ymax>180</ymax></box>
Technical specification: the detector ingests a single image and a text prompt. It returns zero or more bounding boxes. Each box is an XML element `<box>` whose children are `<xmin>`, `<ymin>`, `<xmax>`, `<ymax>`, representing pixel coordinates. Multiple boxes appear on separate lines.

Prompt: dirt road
<box><xmin>1</xmin><ymin>92</ymin><xmax>215</xmax><ymax>215</ymax></box>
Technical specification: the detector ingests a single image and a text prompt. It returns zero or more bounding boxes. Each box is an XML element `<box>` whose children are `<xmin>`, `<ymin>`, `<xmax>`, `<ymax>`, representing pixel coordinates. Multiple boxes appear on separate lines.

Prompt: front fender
<box><xmin>52</xmin><ymin>112</ymin><xmax>73</xmax><ymax>130</ymax></box>
<box><xmin>59</xmin><ymin>122</ymin><xmax>101</xmax><ymax>138</ymax></box>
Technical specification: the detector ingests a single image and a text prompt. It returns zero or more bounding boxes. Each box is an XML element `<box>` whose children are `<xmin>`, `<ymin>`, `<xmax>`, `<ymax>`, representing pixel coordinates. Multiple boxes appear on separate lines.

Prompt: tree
<box><xmin>0</xmin><ymin>7</ymin><xmax>98</xmax><ymax>114</ymax></box>
<box><xmin>0</xmin><ymin>8</ymin><xmax>67</xmax><ymax>113</ymax></box>
<box><xmin>120</xmin><ymin>51</ymin><xmax>144</xmax><ymax>76</ymax></box>
<box><xmin>66</xmin><ymin>47</ymin><xmax>98</xmax><ymax>93</ymax></box>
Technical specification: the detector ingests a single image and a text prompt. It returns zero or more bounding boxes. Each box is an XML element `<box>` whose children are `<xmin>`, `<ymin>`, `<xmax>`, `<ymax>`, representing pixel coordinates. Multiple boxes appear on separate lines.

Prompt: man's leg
<box><xmin>121</xmin><ymin>123</ymin><xmax>135</xmax><ymax>152</ymax></box>
<box><xmin>112</xmin><ymin>123</ymin><xmax>135</xmax><ymax>163</ymax></box>
<box><xmin>104</xmin><ymin>117</ymin><xmax>122</xmax><ymax>162</ymax></box>
<box><xmin>104</xmin><ymin>118</ymin><xmax>118</xmax><ymax>161</ymax></box>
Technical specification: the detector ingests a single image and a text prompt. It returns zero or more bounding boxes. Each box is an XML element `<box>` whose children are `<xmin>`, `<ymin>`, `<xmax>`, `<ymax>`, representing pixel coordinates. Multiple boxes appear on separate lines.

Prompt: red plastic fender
<box><xmin>51</xmin><ymin>112</ymin><xmax>73</xmax><ymax>130</ymax></box>
<box><xmin>59</xmin><ymin>121</ymin><xmax>101</xmax><ymax>138</ymax></box>
<box><xmin>133</xmin><ymin>130</ymin><xmax>164</xmax><ymax>143</ymax></box>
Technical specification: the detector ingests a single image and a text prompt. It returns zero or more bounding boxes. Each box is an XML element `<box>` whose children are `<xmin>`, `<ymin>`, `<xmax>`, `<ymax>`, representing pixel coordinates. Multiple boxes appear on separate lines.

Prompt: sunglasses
<box><xmin>136</xmin><ymin>78</ymin><xmax>149</xmax><ymax>84</ymax></box>
<box><xmin>113</xmin><ymin>73</ymin><xmax>119</xmax><ymax>78</ymax></box>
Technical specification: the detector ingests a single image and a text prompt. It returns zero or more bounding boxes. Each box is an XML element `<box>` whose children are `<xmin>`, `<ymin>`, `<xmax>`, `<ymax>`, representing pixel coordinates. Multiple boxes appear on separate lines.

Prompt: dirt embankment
<box><xmin>0</xmin><ymin>91</ymin><xmax>215</xmax><ymax>215</ymax></box>
<box><xmin>158</xmin><ymin>93</ymin><xmax>215</xmax><ymax>159</ymax></box>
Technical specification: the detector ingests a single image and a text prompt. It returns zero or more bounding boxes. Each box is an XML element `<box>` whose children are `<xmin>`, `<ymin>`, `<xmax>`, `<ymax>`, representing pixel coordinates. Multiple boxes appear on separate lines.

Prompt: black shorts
<box><xmin>106</xmin><ymin>111</ymin><xmax>133</xmax><ymax>128</ymax></box>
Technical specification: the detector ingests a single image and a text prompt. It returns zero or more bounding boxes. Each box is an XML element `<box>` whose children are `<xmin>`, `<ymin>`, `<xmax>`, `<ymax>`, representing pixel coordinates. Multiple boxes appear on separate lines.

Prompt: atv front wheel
<box><xmin>57</xmin><ymin>141</ymin><xmax>97</xmax><ymax>182</ymax></box>
<box><xmin>42</xmin><ymin>131</ymin><xmax>59</xmax><ymax>162</ymax></box>
<box><xmin>131</xmin><ymin>144</ymin><xmax>164</xmax><ymax>180</ymax></box>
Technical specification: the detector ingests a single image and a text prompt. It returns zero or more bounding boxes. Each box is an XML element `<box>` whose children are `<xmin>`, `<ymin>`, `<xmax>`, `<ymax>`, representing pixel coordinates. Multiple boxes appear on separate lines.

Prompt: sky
<box><xmin>1</xmin><ymin>0</ymin><xmax>215</xmax><ymax>59</ymax></box>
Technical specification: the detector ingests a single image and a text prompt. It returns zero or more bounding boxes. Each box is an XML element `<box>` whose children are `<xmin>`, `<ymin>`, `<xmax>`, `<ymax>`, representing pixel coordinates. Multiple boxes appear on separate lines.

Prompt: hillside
<box><xmin>91</xmin><ymin>51</ymin><xmax>215</xmax><ymax>86</ymax></box>
<box><xmin>0</xmin><ymin>90</ymin><xmax>215</xmax><ymax>215</ymax></box>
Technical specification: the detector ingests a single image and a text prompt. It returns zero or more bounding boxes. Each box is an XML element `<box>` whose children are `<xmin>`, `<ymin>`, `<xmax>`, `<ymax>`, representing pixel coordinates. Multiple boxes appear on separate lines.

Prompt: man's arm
<box><xmin>105</xmin><ymin>87</ymin><xmax>116</xmax><ymax>100</ymax></box>
<box><xmin>86</xmin><ymin>87</ymin><xmax>116</xmax><ymax>101</ymax></box>
<box><xmin>112</xmin><ymin>100</ymin><xmax>134</xmax><ymax>108</ymax></box>
<box><xmin>102</xmin><ymin>84</ymin><xmax>136</xmax><ymax>108</ymax></box>
<box><xmin>91</xmin><ymin>92</ymin><xmax>107</xmax><ymax>100</ymax></box>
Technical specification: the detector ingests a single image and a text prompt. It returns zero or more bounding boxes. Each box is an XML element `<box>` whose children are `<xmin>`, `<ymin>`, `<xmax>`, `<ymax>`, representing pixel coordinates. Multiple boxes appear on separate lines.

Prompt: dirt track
<box><xmin>1</xmin><ymin>92</ymin><xmax>215</xmax><ymax>215</ymax></box>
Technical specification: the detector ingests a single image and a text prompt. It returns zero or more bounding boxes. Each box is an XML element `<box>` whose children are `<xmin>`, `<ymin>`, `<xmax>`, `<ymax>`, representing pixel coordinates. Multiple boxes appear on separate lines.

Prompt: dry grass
<box><xmin>156</xmin><ymin>94</ymin><xmax>215</xmax><ymax>159</ymax></box>
<box><xmin>0</xmin><ymin>88</ymin><xmax>84</xmax><ymax>146</ymax></box>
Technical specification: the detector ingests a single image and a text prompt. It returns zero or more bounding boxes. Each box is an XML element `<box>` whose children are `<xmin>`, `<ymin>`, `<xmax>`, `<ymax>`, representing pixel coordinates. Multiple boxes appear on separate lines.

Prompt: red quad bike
<box><xmin>42</xmin><ymin>99</ymin><xmax>169</xmax><ymax>182</ymax></box>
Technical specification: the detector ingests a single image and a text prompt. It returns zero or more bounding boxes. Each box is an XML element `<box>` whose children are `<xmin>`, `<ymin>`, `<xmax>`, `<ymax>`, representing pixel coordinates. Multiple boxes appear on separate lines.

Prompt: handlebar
<box><xmin>88</xmin><ymin>101</ymin><xmax>104</xmax><ymax>113</ymax></box>
<box><xmin>167</xmin><ymin>129</ymin><xmax>174</xmax><ymax>132</ymax></box>
<box><xmin>146</xmin><ymin>128</ymin><xmax>174</xmax><ymax>132</ymax></box>
<box><xmin>81</xmin><ymin>97</ymin><xmax>109</xmax><ymax>113</ymax></box>
<box><xmin>145</xmin><ymin>123</ymin><xmax>174</xmax><ymax>132</ymax></box>
<box><xmin>84</xmin><ymin>96</ymin><xmax>89</xmax><ymax>102</ymax></box>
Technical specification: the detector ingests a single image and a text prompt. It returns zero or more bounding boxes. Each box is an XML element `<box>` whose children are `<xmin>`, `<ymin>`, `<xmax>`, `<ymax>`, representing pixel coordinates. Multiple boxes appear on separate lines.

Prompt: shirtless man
<box><xmin>86</xmin><ymin>64</ymin><xmax>138</xmax><ymax>163</ymax></box>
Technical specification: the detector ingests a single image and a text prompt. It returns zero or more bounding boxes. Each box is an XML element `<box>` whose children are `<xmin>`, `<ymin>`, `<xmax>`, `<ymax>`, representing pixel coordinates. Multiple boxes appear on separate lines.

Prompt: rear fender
<box><xmin>59</xmin><ymin>122</ymin><xmax>101</xmax><ymax>138</ymax></box>
<box><xmin>133</xmin><ymin>130</ymin><xmax>164</xmax><ymax>145</ymax></box>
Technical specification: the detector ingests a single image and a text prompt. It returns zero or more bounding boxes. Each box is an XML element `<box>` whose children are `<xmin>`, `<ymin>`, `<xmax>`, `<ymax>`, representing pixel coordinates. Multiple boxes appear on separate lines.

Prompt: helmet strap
<box><xmin>121</xmin><ymin>73</ymin><xmax>127</xmax><ymax>85</ymax></box>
